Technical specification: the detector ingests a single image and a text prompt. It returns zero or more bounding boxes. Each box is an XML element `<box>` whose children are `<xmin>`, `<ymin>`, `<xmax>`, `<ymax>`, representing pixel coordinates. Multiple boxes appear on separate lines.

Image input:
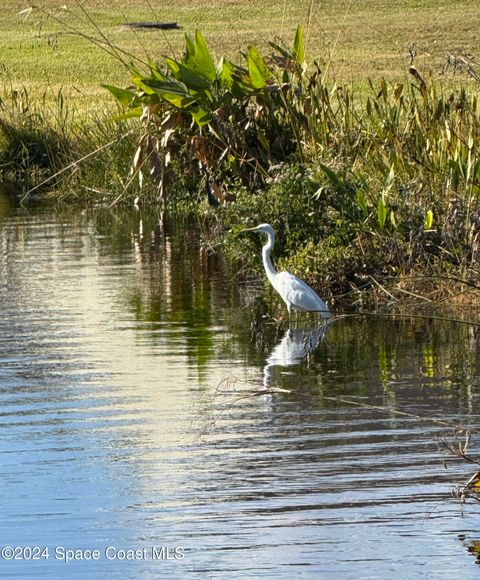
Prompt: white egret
<box><xmin>246</xmin><ymin>223</ymin><xmax>330</xmax><ymax>319</ymax></box>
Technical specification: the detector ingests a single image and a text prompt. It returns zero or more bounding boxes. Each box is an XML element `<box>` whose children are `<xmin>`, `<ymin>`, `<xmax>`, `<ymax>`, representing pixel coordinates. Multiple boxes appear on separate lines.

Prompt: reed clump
<box><xmin>0</xmin><ymin>84</ymin><xmax>141</xmax><ymax>202</ymax></box>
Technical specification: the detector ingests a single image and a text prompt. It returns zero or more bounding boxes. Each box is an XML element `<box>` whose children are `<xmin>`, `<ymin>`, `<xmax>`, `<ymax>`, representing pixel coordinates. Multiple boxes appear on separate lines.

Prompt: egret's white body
<box><xmin>247</xmin><ymin>223</ymin><xmax>330</xmax><ymax>319</ymax></box>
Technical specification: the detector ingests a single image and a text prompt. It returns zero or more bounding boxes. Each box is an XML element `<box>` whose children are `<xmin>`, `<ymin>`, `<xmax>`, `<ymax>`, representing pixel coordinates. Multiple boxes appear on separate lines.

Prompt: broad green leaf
<box><xmin>195</xmin><ymin>30</ymin><xmax>216</xmax><ymax>80</ymax></box>
<box><xmin>184</xmin><ymin>30</ymin><xmax>216</xmax><ymax>82</ymax></box>
<box><xmin>185</xmin><ymin>33</ymin><xmax>196</xmax><ymax>62</ymax></box>
<box><xmin>113</xmin><ymin>107</ymin><xmax>143</xmax><ymax>121</ymax></box>
<box><xmin>165</xmin><ymin>58</ymin><xmax>181</xmax><ymax>78</ymax></box>
<box><xmin>191</xmin><ymin>106</ymin><xmax>211</xmax><ymax>126</ymax></box>
<box><xmin>177</xmin><ymin>63</ymin><xmax>211</xmax><ymax>91</ymax></box>
<box><xmin>247</xmin><ymin>46</ymin><xmax>270</xmax><ymax>89</ymax></box>
<box><xmin>424</xmin><ymin>209</ymin><xmax>434</xmax><ymax>230</ymax></box>
<box><xmin>377</xmin><ymin>193</ymin><xmax>387</xmax><ymax>229</ymax></box>
<box><xmin>131</xmin><ymin>75</ymin><xmax>157</xmax><ymax>95</ymax></box>
<box><xmin>218</xmin><ymin>58</ymin><xmax>235</xmax><ymax>89</ymax></box>
<box><xmin>269</xmin><ymin>41</ymin><xmax>292</xmax><ymax>61</ymax></box>
<box><xmin>148</xmin><ymin>62</ymin><xmax>165</xmax><ymax>81</ymax></box>
<box><xmin>101</xmin><ymin>84</ymin><xmax>135</xmax><ymax>107</ymax></box>
<box><xmin>143</xmin><ymin>78</ymin><xmax>190</xmax><ymax>99</ymax></box>
<box><xmin>292</xmin><ymin>25</ymin><xmax>305</xmax><ymax>65</ymax></box>
<box><xmin>161</xmin><ymin>93</ymin><xmax>195</xmax><ymax>108</ymax></box>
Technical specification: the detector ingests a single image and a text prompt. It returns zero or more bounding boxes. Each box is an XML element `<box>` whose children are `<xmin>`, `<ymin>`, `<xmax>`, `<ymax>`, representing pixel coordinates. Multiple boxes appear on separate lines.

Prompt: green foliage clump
<box><xmin>0</xmin><ymin>88</ymin><xmax>71</xmax><ymax>191</ymax></box>
<box><xmin>2</xmin><ymin>21</ymin><xmax>480</xmax><ymax>298</ymax></box>
<box><xmin>0</xmin><ymin>85</ymin><xmax>142</xmax><ymax>203</ymax></box>
<box><xmin>306</xmin><ymin>74</ymin><xmax>480</xmax><ymax>274</ymax></box>
<box><xmin>222</xmin><ymin>68</ymin><xmax>480</xmax><ymax>294</ymax></box>
<box><xmin>221</xmin><ymin>163</ymin><xmax>386</xmax><ymax>296</ymax></box>
<box><xmin>104</xmin><ymin>26</ymin><xmax>308</xmax><ymax>206</ymax></box>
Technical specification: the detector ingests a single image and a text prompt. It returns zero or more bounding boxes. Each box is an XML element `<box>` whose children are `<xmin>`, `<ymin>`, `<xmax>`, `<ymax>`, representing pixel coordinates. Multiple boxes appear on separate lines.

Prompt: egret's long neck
<box><xmin>262</xmin><ymin>235</ymin><xmax>277</xmax><ymax>284</ymax></box>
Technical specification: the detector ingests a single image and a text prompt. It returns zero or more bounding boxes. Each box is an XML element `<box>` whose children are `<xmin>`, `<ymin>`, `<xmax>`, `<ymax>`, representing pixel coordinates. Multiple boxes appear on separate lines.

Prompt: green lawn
<box><xmin>1</xmin><ymin>1</ymin><xmax>479</xmax><ymax>113</ymax></box>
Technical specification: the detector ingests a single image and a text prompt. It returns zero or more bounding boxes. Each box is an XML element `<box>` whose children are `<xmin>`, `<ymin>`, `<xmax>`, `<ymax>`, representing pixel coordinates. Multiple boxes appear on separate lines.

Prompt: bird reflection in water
<box><xmin>263</xmin><ymin>325</ymin><xmax>330</xmax><ymax>389</ymax></box>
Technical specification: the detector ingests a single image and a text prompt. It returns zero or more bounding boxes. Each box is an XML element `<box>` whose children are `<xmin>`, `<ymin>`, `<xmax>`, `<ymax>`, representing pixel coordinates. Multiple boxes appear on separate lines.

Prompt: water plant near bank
<box><xmin>1</xmin><ymin>22</ymin><xmax>479</xmax><ymax>300</ymax></box>
<box><xmin>103</xmin><ymin>26</ymin><xmax>309</xmax><ymax>206</ymax></box>
<box><xmin>102</xmin><ymin>25</ymin><xmax>480</xmax><ymax>298</ymax></box>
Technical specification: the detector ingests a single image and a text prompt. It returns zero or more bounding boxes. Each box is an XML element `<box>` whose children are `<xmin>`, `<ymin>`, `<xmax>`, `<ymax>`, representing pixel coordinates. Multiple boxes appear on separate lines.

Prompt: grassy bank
<box><xmin>1</xmin><ymin>3</ymin><xmax>480</xmax><ymax>303</ymax></box>
<box><xmin>2</xmin><ymin>1</ymin><xmax>480</xmax><ymax>111</ymax></box>
<box><xmin>95</xmin><ymin>27</ymin><xmax>479</xmax><ymax>304</ymax></box>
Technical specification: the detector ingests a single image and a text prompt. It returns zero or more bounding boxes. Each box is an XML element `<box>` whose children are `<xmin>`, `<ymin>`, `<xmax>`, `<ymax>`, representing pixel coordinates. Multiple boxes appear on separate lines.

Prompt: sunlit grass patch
<box><xmin>1</xmin><ymin>1</ymin><xmax>479</xmax><ymax>114</ymax></box>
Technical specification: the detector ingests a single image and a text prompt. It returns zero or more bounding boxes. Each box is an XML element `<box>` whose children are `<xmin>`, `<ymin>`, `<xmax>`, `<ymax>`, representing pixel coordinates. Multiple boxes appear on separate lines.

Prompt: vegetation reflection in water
<box><xmin>89</xmin><ymin>208</ymin><xmax>480</xmax><ymax>422</ymax></box>
<box><xmin>1</xmin><ymin>202</ymin><xmax>478</xmax><ymax>408</ymax></box>
<box><xmin>85</xmin><ymin>208</ymin><xmax>480</xmax><ymax>401</ymax></box>
<box><xmin>1</xmin><ymin>205</ymin><xmax>480</xmax><ymax>576</ymax></box>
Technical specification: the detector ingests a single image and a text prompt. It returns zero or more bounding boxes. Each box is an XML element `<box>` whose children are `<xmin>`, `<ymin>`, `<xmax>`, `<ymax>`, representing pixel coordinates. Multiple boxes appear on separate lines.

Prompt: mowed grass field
<box><xmin>1</xmin><ymin>0</ymin><xmax>480</xmax><ymax>113</ymax></box>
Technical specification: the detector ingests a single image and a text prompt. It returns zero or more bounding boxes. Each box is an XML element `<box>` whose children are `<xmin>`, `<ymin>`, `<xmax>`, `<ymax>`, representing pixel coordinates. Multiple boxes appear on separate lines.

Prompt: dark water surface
<box><xmin>1</xmin><ymin>205</ymin><xmax>480</xmax><ymax>578</ymax></box>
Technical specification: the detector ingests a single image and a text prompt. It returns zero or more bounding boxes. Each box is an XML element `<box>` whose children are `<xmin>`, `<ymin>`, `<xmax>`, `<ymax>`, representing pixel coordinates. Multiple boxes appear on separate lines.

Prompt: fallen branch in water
<box><xmin>442</xmin><ymin>431</ymin><xmax>480</xmax><ymax>504</ymax></box>
<box><xmin>451</xmin><ymin>470</ymin><xmax>480</xmax><ymax>504</ymax></box>
<box><xmin>199</xmin><ymin>374</ymin><xmax>480</xmax><ymax>508</ymax></box>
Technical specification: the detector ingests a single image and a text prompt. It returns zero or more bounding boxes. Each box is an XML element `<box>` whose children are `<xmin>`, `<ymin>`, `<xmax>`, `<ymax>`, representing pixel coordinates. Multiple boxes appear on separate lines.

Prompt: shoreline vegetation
<box><xmin>1</xmin><ymin>4</ymin><xmax>480</xmax><ymax>309</ymax></box>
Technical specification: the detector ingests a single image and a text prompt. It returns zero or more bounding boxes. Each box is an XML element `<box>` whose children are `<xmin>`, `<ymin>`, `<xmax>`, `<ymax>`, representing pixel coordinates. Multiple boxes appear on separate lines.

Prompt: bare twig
<box><xmin>369</xmin><ymin>274</ymin><xmax>397</xmax><ymax>302</ymax></box>
<box><xmin>443</xmin><ymin>52</ymin><xmax>480</xmax><ymax>86</ymax></box>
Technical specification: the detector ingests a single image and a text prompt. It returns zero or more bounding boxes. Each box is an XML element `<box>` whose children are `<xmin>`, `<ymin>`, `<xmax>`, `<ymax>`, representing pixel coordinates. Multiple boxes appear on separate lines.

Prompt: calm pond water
<box><xmin>1</xmin><ymin>203</ymin><xmax>480</xmax><ymax>579</ymax></box>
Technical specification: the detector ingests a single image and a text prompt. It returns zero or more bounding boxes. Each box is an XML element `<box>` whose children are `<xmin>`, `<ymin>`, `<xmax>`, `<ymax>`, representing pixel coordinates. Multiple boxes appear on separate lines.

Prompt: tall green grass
<box><xmin>303</xmin><ymin>69</ymin><xmax>480</xmax><ymax>267</ymax></box>
<box><xmin>0</xmin><ymin>87</ymin><xmax>71</xmax><ymax>191</ymax></box>
<box><xmin>0</xmin><ymin>84</ymin><xmax>142</xmax><ymax>202</ymax></box>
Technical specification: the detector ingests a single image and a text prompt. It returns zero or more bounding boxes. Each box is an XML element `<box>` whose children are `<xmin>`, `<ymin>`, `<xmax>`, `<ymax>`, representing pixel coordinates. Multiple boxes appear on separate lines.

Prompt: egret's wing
<box><xmin>274</xmin><ymin>272</ymin><xmax>330</xmax><ymax>317</ymax></box>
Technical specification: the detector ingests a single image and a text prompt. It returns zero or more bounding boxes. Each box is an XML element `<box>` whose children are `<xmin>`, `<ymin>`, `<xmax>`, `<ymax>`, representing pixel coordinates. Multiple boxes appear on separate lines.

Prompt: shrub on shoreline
<box><xmin>1</xmin><ymin>26</ymin><xmax>479</xmax><ymax>299</ymax></box>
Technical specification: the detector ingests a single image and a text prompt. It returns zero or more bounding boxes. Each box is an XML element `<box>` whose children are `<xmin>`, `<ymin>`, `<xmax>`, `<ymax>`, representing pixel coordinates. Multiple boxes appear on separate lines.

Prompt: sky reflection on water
<box><xmin>1</xmin><ymin>206</ymin><xmax>480</xmax><ymax>578</ymax></box>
